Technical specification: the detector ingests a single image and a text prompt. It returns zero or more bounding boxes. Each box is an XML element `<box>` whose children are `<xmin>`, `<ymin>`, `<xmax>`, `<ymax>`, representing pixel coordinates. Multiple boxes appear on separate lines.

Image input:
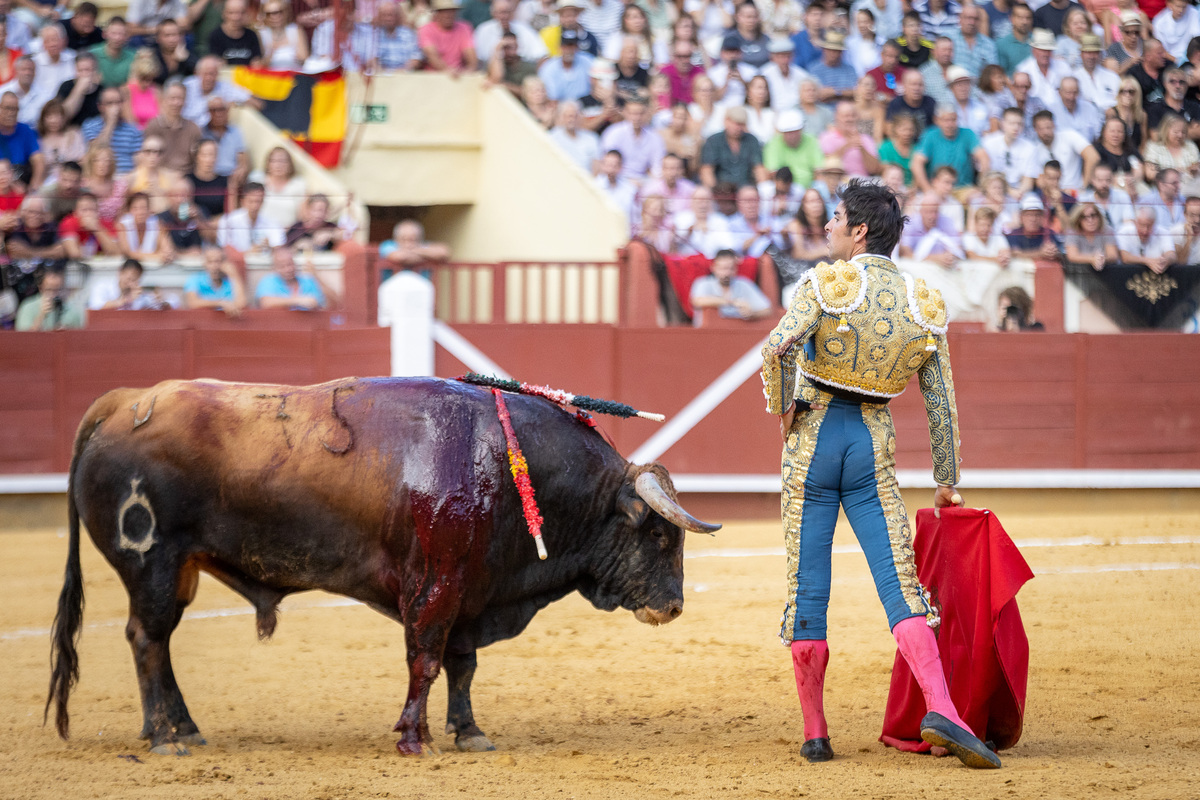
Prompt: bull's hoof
<box><xmin>177</xmin><ymin>733</ymin><xmax>207</xmax><ymax>746</ymax></box>
<box><xmin>395</xmin><ymin>739</ymin><xmax>440</xmax><ymax>757</ymax></box>
<box><xmin>455</xmin><ymin>734</ymin><xmax>496</xmax><ymax>752</ymax></box>
<box><xmin>149</xmin><ymin>742</ymin><xmax>190</xmax><ymax>756</ymax></box>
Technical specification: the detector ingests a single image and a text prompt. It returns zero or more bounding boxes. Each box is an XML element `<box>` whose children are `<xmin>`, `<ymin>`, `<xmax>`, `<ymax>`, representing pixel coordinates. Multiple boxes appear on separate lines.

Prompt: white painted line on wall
<box><xmin>630</xmin><ymin>337</ymin><xmax>769</xmax><ymax>465</ymax></box>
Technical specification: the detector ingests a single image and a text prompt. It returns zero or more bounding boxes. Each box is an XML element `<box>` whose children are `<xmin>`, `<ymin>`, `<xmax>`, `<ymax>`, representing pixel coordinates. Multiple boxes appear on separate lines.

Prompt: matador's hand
<box><xmin>933</xmin><ymin>485</ymin><xmax>964</xmax><ymax>517</ymax></box>
<box><xmin>779</xmin><ymin>404</ymin><xmax>795</xmax><ymax>441</ymax></box>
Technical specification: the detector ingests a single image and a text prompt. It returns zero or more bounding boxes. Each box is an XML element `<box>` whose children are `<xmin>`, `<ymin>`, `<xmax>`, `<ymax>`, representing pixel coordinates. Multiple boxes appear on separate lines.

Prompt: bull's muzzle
<box><xmin>634</xmin><ymin>601</ymin><xmax>683</xmax><ymax>626</ymax></box>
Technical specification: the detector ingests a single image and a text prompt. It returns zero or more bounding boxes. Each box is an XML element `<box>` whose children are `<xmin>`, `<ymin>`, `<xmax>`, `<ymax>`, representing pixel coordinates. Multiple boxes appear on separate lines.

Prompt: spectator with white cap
<box><xmin>946</xmin><ymin>65</ymin><xmax>988</xmax><ymax>136</ymax></box>
<box><xmin>1074</xmin><ymin>33</ymin><xmax>1120</xmax><ymax>110</ymax></box>
<box><xmin>540</xmin><ymin>0</ymin><xmax>600</xmax><ymax>58</ymax></box>
<box><xmin>762</xmin><ymin>106</ymin><xmax>823</xmax><ymax>186</ymax></box>
<box><xmin>1015</xmin><ymin>28</ymin><xmax>1075</xmax><ymax>107</ymax></box>
<box><xmin>759</xmin><ymin>36</ymin><xmax>808</xmax><ymax>112</ymax></box>
<box><xmin>578</xmin><ymin>57</ymin><xmax>623</xmax><ymax>133</ymax></box>
<box><xmin>1005</xmin><ymin>194</ymin><xmax>1062</xmax><ymax>260</ymax></box>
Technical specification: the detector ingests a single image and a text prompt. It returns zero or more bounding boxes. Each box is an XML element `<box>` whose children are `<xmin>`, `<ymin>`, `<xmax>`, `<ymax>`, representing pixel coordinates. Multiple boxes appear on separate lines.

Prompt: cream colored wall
<box><xmin>230</xmin><ymin>104</ymin><xmax>371</xmax><ymax>243</ymax></box>
<box><xmin>335</xmin><ymin>72</ymin><xmax>627</xmax><ymax>262</ymax></box>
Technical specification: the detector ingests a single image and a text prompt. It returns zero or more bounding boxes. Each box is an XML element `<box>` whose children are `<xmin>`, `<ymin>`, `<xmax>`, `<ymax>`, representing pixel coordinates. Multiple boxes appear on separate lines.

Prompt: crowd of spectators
<box><xmin>0</xmin><ymin>0</ymin><xmax>374</xmax><ymax>329</ymax></box>
<box><xmin>375</xmin><ymin>0</ymin><xmax>1200</xmax><ymax>328</ymax></box>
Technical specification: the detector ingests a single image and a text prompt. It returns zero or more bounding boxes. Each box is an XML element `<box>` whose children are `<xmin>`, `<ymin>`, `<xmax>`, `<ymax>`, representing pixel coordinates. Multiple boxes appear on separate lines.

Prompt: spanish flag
<box><xmin>232</xmin><ymin>67</ymin><xmax>347</xmax><ymax>168</ymax></box>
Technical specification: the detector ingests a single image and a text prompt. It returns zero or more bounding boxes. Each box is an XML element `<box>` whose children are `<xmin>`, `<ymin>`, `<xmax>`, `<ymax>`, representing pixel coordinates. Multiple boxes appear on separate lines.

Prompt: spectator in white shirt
<box><xmin>1152</xmin><ymin>0</ymin><xmax>1200</xmax><ymax>62</ymax></box>
<box><xmin>1031</xmin><ymin>109</ymin><xmax>1091</xmax><ymax>191</ymax></box>
<box><xmin>981</xmin><ymin>107</ymin><xmax>1039</xmax><ymax>195</ymax></box>
<box><xmin>475</xmin><ymin>0</ymin><xmax>548</xmax><ymax>62</ymax></box>
<box><xmin>962</xmin><ymin>206</ymin><xmax>1012</xmax><ymax>265</ymax></box>
<box><xmin>182</xmin><ymin>55</ymin><xmax>253</xmax><ymax>127</ymax></box>
<box><xmin>1117</xmin><ymin>206</ymin><xmax>1175</xmax><ymax>272</ymax></box>
<box><xmin>1015</xmin><ymin>28</ymin><xmax>1073</xmax><ymax>108</ymax></box>
<box><xmin>594</xmin><ymin>148</ymin><xmax>637</xmax><ymax>220</ymax></box>
<box><xmin>547</xmin><ymin>99</ymin><xmax>600</xmax><ymax>172</ymax></box>
<box><xmin>32</xmin><ymin>25</ymin><xmax>74</xmax><ymax>99</ymax></box>
<box><xmin>759</xmin><ymin>36</ymin><xmax>807</xmax><ymax>111</ymax></box>
<box><xmin>1073</xmin><ymin>34</ymin><xmax>1119</xmax><ymax>110</ymax></box>
<box><xmin>0</xmin><ymin>55</ymin><xmax>50</xmax><ymax>126</ymax></box>
<box><xmin>1049</xmin><ymin>76</ymin><xmax>1104</xmax><ymax>142</ymax></box>
<box><xmin>217</xmin><ymin>182</ymin><xmax>285</xmax><ymax>254</ymax></box>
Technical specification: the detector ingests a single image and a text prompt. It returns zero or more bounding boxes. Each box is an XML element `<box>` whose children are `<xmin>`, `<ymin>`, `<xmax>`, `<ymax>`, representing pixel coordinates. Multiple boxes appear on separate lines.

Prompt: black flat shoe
<box><xmin>920</xmin><ymin>712</ymin><xmax>1001</xmax><ymax>769</ymax></box>
<box><xmin>800</xmin><ymin>737</ymin><xmax>834</xmax><ymax>763</ymax></box>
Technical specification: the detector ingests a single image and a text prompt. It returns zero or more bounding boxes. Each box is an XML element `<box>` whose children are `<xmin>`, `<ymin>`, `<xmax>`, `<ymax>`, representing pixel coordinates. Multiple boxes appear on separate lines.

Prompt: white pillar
<box><xmin>378</xmin><ymin>272</ymin><xmax>435</xmax><ymax>377</ymax></box>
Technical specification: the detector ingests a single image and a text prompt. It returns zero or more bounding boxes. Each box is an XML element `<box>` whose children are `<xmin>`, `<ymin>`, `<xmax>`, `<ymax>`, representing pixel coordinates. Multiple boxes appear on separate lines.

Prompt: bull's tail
<box><xmin>45</xmin><ymin>406</ymin><xmax>104</xmax><ymax>738</ymax></box>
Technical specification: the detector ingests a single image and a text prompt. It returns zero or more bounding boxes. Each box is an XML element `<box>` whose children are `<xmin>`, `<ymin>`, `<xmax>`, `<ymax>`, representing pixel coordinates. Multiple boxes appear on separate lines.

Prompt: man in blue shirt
<box><xmin>808</xmin><ymin>31</ymin><xmax>859</xmax><ymax>104</ymax></box>
<box><xmin>255</xmin><ymin>246</ymin><xmax>333</xmax><ymax>310</ymax></box>
<box><xmin>185</xmin><ymin>246</ymin><xmax>247</xmax><ymax>314</ymax></box>
<box><xmin>910</xmin><ymin>102</ymin><xmax>989</xmax><ymax>191</ymax></box>
<box><xmin>82</xmin><ymin>86</ymin><xmax>143</xmax><ymax>174</ymax></box>
<box><xmin>537</xmin><ymin>28</ymin><xmax>594</xmax><ymax>102</ymax></box>
<box><xmin>789</xmin><ymin>3</ymin><xmax>825</xmax><ymax>69</ymax></box>
<box><xmin>0</xmin><ymin>90</ymin><xmax>43</xmax><ymax>187</ymax></box>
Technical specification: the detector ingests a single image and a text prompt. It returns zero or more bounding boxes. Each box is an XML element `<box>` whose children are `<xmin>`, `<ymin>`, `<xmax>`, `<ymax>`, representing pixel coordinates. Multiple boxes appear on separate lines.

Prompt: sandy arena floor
<box><xmin>2</xmin><ymin>499</ymin><xmax>1199</xmax><ymax>800</ymax></box>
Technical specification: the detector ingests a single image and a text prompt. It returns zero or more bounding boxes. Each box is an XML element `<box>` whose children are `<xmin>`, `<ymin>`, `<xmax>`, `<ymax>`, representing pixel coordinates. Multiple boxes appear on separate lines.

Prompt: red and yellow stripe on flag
<box><xmin>232</xmin><ymin>67</ymin><xmax>347</xmax><ymax>168</ymax></box>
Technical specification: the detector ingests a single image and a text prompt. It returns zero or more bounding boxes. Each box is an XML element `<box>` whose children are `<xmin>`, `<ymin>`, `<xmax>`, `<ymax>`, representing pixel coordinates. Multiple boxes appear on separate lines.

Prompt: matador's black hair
<box><xmin>838</xmin><ymin>179</ymin><xmax>908</xmax><ymax>257</ymax></box>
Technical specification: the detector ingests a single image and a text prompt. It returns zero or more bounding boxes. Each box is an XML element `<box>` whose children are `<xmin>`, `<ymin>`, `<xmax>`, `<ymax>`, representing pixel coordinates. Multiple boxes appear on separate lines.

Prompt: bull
<box><xmin>46</xmin><ymin>377</ymin><xmax>719</xmax><ymax>755</ymax></box>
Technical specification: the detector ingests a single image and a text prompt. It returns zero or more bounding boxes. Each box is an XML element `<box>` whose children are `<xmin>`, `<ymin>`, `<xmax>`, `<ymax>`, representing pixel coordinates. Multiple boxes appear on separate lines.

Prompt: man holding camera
<box><xmin>15</xmin><ymin>266</ymin><xmax>84</xmax><ymax>330</ymax></box>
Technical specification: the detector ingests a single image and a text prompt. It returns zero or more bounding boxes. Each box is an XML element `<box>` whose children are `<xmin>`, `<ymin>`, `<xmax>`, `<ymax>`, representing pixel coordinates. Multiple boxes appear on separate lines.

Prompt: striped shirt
<box><xmin>947</xmin><ymin>31</ymin><xmax>998</xmax><ymax>79</ymax></box>
<box><xmin>578</xmin><ymin>0</ymin><xmax>624</xmax><ymax>51</ymax></box>
<box><xmin>81</xmin><ymin>118</ymin><xmax>143</xmax><ymax>174</ymax></box>
<box><xmin>352</xmin><ymin>25</ymin><xmax>423</xmax><ymax>70</ymax></box>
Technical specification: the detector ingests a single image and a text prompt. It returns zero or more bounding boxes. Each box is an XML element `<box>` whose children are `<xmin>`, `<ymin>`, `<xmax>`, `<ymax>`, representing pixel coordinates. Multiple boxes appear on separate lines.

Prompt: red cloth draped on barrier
<box><xmin>881</xmin><ymin>507</ymin><xmax>1033</xmax><ymax>752</ymax></box>
<box><xmin>661</xmin><ymin>253</ymin><xmax>760</xmax><ymax>318</ymax></box>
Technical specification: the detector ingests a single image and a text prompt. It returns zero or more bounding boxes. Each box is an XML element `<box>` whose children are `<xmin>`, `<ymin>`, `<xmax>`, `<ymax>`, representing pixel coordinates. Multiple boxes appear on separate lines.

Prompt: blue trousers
<box><xmin>780</xmin><ymin>396</ymin><xmax>931</xmax><ymax>642</ymax></box>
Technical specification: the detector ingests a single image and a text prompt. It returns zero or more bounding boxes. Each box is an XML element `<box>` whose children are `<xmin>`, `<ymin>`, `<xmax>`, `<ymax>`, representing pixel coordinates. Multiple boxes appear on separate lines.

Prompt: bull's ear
<box><xmin>617</xmin><ymin>483</ymin><xmax>650</xmax><ymax>527</ymax></box>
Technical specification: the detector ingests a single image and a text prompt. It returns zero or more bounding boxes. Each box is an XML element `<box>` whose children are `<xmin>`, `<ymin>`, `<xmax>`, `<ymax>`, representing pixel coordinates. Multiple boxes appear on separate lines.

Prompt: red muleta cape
<box><xmin>880</xmin><ymin>507</ymin><xmax>1034</xmax><ymax>752</ymax></box>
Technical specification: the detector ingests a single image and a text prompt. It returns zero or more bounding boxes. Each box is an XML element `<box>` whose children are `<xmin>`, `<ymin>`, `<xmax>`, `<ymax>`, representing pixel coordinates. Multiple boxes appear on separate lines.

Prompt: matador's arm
<box><xmin>917</xmin><ymin>334</ymin><xmax>961</xmax><ymax>487</ymax></box>
<box><xmin>761</xmin><ymin>277</ymin><xmax>822</xmax><ymax>415</ymax></box>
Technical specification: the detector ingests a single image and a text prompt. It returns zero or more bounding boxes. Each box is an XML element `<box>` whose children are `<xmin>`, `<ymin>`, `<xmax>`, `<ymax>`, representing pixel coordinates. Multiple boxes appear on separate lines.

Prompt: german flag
<box><xmin>232</xmin><ymin>67</ymin><xmax>347</xmax><ymax>168</ymax></box>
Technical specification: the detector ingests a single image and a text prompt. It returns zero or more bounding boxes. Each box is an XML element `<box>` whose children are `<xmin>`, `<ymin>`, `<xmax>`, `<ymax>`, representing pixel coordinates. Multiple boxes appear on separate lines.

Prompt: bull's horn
<box><xmin>635</xmin><ymin>472</ymin><xmax>722</xmax><ymax>534</ymax></box>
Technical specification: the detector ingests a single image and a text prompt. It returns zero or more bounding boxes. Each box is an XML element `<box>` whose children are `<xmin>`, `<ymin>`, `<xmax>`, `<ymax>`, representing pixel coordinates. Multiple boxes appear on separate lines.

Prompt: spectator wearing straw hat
<box><xmin>946</xmin><ymin>65</ymin><xmax>989</xmax><ymax>136</ymax></box>
<box><xmin>1105</xmin><ymin>10</ymin><xmax>1147</xmax><ymax>73</ymax></box>
<box><xmin>1074</xmin><ymin>33</ymin><xmax>1120</xmax><ymax>110</ymax></box>
<box><xmin>1015</xmin><ymin>28</ymin><xmax>1074</xmax><ymax>107</ymax></box>
<box><xmin>762</xmin><ymin>108</ymin><xmax>823</xmax><ymax>186</ymax></box>
<box><xmin>699</xmin><ymin>106</ymin><xmax>769</xmax><ymax>189</ymax></box>
<box><xmin>760</xmin><ymin>37</ymin><xmax>808</xmax><ymax>112</ymax></box>
<box><xmin>419</xmin><ymin>0</ymin><xmax>479</xmax><ymax>72</ymax></box>
<box><xmin>541</xmin><ymin>0</ymin><xmax>600</xmax><ymax>58</ymax></box>
<box><xmin>808</xmin><ymin>31</ymin><xmax>857</xmax><ymax>104</ymax></box>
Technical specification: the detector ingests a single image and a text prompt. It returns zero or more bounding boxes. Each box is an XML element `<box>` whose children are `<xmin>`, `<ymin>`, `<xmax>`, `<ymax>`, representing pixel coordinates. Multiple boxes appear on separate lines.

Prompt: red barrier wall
<box><xmin>3</xmin><ymin>322</ymin><xmax>1197</xmax><ymax>476</ymax></box>
<box><xmin>436</xmin><ymin>328</ymin><xmax>1200</xmax><ymax>473</ymax></box>
<box><xmin>0</xmin><ymin>317</ymin><xmax>390</xmax><ymax>474</ymax></box>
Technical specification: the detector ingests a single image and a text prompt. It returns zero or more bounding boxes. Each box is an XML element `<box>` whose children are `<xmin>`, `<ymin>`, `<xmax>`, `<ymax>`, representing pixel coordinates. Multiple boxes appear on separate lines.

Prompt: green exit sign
<box><xmin>351</xmin><ymin>104</ymin><xmax>389</xmax><ymax>123</ymax></box>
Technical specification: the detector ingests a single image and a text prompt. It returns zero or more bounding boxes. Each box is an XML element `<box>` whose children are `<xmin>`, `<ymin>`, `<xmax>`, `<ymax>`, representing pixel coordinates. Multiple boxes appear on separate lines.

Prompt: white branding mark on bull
<box><xmin>117</xmin><ymin>478</ymin><xmax>158</xmax><ymax>558</ymax></box>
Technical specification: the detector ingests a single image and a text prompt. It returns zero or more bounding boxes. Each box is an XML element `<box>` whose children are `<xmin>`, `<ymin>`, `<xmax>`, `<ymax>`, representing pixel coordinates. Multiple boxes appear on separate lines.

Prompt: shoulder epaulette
<box><xmin>807</xmin><ymin>261</ymin><xmax>868</xmax><ymax>332</ymax></box>
<box><xmin>903</xmin><ymin>273</ymin><xmax>949</xmax><ymax>351</ymax></box>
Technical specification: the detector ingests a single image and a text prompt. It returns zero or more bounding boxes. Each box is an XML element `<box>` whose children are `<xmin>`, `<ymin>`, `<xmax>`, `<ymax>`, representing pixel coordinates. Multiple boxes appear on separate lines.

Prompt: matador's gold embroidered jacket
<box><xmin>761</xmin><ymin>254</ymin><xmax>962</xmax><ymax>486</ymax></box>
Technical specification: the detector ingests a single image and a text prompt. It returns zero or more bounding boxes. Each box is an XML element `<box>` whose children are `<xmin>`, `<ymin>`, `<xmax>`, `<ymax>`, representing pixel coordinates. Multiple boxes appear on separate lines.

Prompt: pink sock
<box><xmin>892</xmin><ymin>616</ymin><xmax>970</xmax><ymax>731</ymax></box>
<box><xmin>790</xmin><ymin>640</ymin><xmax>830</xmax><ymax>740</ymax></box>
